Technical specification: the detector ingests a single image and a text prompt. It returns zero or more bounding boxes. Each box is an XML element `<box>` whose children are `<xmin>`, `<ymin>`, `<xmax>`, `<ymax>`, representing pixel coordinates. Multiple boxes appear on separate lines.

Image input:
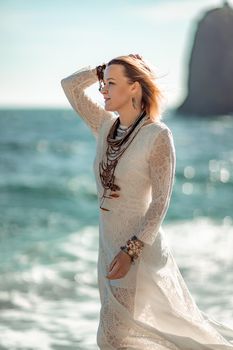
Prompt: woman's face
<box><xmin>101</xmin><ymin>64</ymin><xmax>135</xmax><ymax>112</ymax></box>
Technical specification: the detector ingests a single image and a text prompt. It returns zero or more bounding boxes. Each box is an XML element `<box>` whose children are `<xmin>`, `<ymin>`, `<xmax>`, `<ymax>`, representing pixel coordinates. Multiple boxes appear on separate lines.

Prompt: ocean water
<box><xmin>0</xmin><ymin>108</ymin><xmax>232</xmax><ymax>349</ymax></box>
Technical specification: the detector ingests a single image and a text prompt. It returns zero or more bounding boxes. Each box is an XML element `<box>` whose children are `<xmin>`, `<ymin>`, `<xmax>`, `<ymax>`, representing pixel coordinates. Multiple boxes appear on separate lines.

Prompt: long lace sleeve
<box><xmin>60</xmin><ymin>65</ymin><xmax>114</xmax><ymax>138</ymax></box>
<box><xmin>134</xmin><ymin>127</ymin><xmax>176</xmax><ymax>246</ymax></box>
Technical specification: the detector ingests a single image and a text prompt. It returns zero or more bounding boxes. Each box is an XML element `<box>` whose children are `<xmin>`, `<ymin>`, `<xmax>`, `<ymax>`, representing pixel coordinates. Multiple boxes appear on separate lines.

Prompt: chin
<box><xmin>104</xmin><ymin>106</ymin><xmax>115</xmax><ymax>112</ymax></box>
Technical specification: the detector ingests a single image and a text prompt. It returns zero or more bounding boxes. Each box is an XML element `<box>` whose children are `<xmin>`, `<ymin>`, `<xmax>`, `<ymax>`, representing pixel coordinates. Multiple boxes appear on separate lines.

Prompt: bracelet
<box><xmin>121</xmin><ymin>245</ymin><xmax>135</xmax><ymax>264</ymax></box>
<box><xmin>120</xmin><ymin>235</ymin><xmax>144</xmax><ymax>264</ymax></box>
<box><xmin>96</xmin><ymin>64</ymin><xmax>106</xmax><ymax>91</ymax></box>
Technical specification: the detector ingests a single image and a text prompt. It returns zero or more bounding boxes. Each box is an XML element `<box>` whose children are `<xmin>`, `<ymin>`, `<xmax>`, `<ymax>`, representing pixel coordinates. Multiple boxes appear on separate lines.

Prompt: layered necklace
<box><xmin>99</xmin><ymin>109</ymin><xmax>149</xmax><ymax>211</ymax></box>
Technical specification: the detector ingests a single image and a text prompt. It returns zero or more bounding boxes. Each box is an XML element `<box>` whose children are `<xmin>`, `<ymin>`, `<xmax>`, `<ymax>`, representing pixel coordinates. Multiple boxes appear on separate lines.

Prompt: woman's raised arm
<box><xmin>61</xmin><ymin>65</ymin><xmax>115</xmax><ymax>138</ymax></box>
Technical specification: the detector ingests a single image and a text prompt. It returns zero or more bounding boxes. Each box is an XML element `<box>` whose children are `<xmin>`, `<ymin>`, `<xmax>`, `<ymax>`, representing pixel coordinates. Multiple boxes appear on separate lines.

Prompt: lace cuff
<box><xmin>60</xmin><ymin>65</ymin><xmax>114</xmax><ymax>138</ymax></box>
<box><xmin>134</xmin><ymin>127</ymin><xmax>176</xmax><ymax>246</ymax></box>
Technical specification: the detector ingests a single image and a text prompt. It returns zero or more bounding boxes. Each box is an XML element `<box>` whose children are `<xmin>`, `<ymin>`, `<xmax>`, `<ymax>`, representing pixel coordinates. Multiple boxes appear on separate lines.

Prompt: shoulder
<box><xmin>146</xmin><ymin>120</ymin><xmax>174</xmax><ymax>141</ymax></box>
<box><xmin>146</xmin><ymin>121</ymin><xmax>175</xmax><ymax>158</ymax></box>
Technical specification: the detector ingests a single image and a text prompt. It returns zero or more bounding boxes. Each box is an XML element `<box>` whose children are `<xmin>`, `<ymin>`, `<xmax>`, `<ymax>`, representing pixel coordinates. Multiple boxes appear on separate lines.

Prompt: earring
<box><xmin>132</xmin><ymin>97</ymin><xmax>137</xmax><ymax>110</ymax></box>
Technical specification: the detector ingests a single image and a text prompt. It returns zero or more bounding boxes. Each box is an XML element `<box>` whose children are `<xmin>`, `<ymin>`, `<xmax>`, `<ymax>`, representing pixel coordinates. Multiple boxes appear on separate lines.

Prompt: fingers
<box><xmin>109</xmin><ymin>257</ymin><xmax>117</xmax><ymax>272</ymax></box>
<box><xmin>106</xmin><ymin>262</ymin><xmax>120</xmax><ymax>280</ymax></box>
<box><xmin>106</xmin><ymin>263</ymin><xmax>128</xmax><ymax>280</ymax></box>
<box><xmin>106</xmin><ymin>251</ymin><xmax>131</xmax><ymax>280</ymax></box>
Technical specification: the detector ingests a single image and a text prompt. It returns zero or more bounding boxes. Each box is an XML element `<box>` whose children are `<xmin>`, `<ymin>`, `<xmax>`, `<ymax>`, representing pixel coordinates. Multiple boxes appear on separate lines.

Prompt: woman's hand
<box><xmin>106</xmin><ymin>250</ymin><xmax>132</xmax><ymax>280</ymax></box>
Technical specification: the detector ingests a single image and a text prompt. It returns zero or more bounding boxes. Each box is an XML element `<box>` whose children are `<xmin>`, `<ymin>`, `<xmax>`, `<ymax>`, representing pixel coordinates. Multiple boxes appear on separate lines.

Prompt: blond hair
<box><xmin>107</xmin><ymin>54</ymin><xmax>163</xmax><ymax>122</ymax></box>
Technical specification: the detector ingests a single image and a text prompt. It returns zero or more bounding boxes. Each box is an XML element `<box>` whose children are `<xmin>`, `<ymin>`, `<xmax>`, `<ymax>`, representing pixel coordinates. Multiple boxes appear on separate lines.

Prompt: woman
<box><xmin>61</xmin><ymin>54</ymin><xmax>233</xmax><ymax>349</ymax></box>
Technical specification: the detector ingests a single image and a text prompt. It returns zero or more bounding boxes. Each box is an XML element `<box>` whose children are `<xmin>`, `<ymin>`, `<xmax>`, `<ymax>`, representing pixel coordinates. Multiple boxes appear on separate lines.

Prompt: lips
<box><xmin>104</xmin><ymin>98</ymin><xmax>110</xmax><ymax>101</ymax></box>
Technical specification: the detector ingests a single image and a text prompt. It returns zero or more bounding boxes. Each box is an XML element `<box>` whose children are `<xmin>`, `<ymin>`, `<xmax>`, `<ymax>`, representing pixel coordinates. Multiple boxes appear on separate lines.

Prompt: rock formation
<box><xmin>177</xmin><ymin>1</ymin><xmax>233</xmax><ymax>116</ymax></box>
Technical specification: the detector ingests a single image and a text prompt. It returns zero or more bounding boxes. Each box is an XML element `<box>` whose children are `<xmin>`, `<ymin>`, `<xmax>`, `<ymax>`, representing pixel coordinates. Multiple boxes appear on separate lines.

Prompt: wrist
<box><xmin>121</xmin><ymin>246</ymin><xmax>134</xmax><ymax>260</ymax></box>
<box><xmin>120</xmin><ymin>235</ymin><xmax>144</xmax><ymax>264</ymax></box>
<box><xmin>121</xmin><ymin>248</ymin><xmax>134</xmax><ymax>264</ymax></box>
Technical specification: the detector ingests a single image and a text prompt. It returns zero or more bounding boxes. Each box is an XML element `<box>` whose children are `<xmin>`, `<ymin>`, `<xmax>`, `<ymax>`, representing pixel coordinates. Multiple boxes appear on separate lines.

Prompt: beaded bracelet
<box><xmin>96</xmin><ymin>64</ymin><xmax>106</xmax><ymax>91</ymax></box>
<box><xmin>120</xmin><ymin>235</ymin><xmax>144</xmax><ymax>264</ymax></box>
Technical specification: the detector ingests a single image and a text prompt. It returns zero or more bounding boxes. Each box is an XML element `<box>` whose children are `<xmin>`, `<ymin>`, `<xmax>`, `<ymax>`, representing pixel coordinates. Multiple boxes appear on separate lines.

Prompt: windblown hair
<box><xmin>107</xmin><ymin>54</ymin><xmax>164</xmax><ymax>122</ymax></box>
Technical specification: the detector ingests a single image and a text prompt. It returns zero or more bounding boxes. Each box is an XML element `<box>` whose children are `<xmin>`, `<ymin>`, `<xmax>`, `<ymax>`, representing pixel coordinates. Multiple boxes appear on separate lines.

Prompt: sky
<box><xmin>1</xmin><ymin>0</ymin><xmax>232</xmax><ymax>109</ymax></box>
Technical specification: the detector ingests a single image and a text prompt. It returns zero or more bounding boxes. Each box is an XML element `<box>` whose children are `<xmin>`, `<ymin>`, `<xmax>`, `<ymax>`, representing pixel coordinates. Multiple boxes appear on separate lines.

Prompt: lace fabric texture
<box><xmin>61</xmin><ymin>66</ymin><xmax>233</xmax><ymax>349</ymax></box>
<box><xmin>134</xmin><ymin>127</ymin><xmax>176</xmax><ymax>245</ymax></box>
<box><xmin>61</xmin><ymin>65</ymin><xmax>116</xmax><ymax>139</ymax></box>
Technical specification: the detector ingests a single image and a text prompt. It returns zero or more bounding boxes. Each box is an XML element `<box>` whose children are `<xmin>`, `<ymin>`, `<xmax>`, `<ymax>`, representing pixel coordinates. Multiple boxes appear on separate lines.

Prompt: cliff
<box><xmin>177</xmin><ymin>1</ymin><xmax>233</xmax><ymax>116</ymax></box>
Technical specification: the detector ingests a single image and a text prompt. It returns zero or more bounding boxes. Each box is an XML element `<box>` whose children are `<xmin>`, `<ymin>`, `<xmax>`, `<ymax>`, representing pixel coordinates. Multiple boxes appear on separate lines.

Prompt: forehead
<box><xmin>104</xmin><ymin>64</ymin><xmax>125</xmax><ymax>80</ymax></box>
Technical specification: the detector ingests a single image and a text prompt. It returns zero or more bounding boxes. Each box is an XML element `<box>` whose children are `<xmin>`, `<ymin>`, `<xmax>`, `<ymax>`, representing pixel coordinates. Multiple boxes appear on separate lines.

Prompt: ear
<box><xmin>130</xmin><ymin>81</ymin><xmax>140</xmax><ymax>94</ymax></box>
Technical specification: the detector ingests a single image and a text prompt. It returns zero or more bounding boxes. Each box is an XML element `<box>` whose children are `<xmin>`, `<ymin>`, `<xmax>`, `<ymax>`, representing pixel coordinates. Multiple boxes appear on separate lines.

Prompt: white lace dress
<box><xmin>61</xmin><ymin>66</ymin><xmax>233</xmax><ymax>350</ymax></box>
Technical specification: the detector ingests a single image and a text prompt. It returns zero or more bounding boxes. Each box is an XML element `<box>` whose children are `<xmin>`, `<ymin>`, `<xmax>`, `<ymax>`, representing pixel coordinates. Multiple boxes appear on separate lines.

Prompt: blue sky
<box><xmin>1</xmin><ymin>0</ymin><xmax>232</xmax><ymax>109</ymax></box>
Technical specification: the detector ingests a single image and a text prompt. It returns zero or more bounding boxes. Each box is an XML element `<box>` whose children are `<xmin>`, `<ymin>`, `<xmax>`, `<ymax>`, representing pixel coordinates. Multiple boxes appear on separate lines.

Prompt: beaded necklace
<box><xmin>115</xmin><ymin>124</ymin><xmax>129</xmax><ymax>140</ymax></box>
<box><xmin>99</xmin><ymin>109</ymin><xmax>149</xmax><ymax>211</ymax></box>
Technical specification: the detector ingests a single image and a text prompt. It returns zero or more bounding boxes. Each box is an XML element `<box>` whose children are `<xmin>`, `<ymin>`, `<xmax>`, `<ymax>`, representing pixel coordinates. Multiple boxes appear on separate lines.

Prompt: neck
<box><xmin>117</xmin><ymin>106</ymin><xmax>144</xmax><ymax>127</ymax></box>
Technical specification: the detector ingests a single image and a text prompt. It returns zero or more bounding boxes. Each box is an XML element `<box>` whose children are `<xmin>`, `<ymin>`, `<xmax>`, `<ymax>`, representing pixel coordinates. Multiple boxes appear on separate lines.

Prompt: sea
<box><xmin>0</xmin><ymin>108</ymin><xmax>233</xmax><ymax>349</ymax></box>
